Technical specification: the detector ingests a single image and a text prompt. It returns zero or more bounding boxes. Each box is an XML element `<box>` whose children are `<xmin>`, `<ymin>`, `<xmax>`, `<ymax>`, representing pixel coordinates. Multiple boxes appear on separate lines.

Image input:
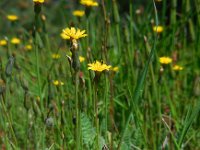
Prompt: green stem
<box><xmin>75</xmin><ymin>72</ymin><xmax>80</xmax><ymax>150</ymax></box>
<box><xmin>129</xmin><ymin>0</ymin><xmax>134</xmax><ymax>54</ymax></box>
<box><xmin>1</xmin><ymin>94</ymin><xmax>18</xmax><ymax>146</ymax></box>
<box><xmin>104</xmin><ymin>77</ymin><xmax>108</xmax><ymax>143</ymax></box>
<box><xmin>34</xmin><ymin>33</ymin><xmax>42</xmax><ymax>110</ymax></box>
<box><xmin>186</xmin><ymin>0</ymin><xmax>195</xmax><ymax>41</ymax></box>
<box><xmin>94</xmin><ymin>82</ymin><xmax>99</xmax><ymax>149</ymax></box>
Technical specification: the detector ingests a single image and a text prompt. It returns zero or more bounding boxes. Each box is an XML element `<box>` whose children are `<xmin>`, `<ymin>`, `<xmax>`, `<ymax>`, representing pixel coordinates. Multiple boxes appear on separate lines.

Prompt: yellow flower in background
<box><xmin>88</xmin><ymin>61</ymin><xmax>111</xmax><ymax>72</ymax></box>
<box><xmin>80</xmin><ymin>0</ymin><xmax>98</xmax><ymax>7</ymax></box>
<box><xmin>41</xmin><ymin>14</ymin><xmax>46</xmax><ymax>21</ymax></box>
<box><xmin>0</xmin><ymin>40</ymin><xmax>7</xmax><ymax>46</ymax></box>
<box><xmin>53</xmin><ymin>80</ymin><xmax>64</xmax><ymax>86</ymax></box>
<box><xmin>25</xmin><ymin>44</ymin><xmax>32</xmax><ymax>51</ymax></box>
<box><xmin>36</xmin><ymin>96</ymin><xmax>40</xmax><ymax>101</ymax></box>
<box><xmin>173</xmin><ymin>65</ymin><xmax>183</xmax><ymax>71</ymax></box>
<box><xmin>11</xmin><ymin>38</ymin><xmax>21</xmax><ymax>45</ymax></box>
<box><xmin>112</xmin><ymin>66</ymin><xmax>119</xmax><ymax>72</ymax></box>
<box><xmin>153</xmin><ymin>25</ymin><xmax>163</xmax><ymax>33</ymax></box>
<box><xmin>73</xmin><ymin>10</ymin><xmax>85</xmax><ymax>17</ymax></box>
<box><xmin>52</xmin><ymin>53</ymin><xmax>61</xmax><ymax>59</ymax></box>
<box><xmin>33</xmin><ymin>0</ymin><xmax>44</xmax><ymax>3</ymax></box>
<box><xmin>60</xmin><ymin>32</ymin><xmax>70</xmax><ymax>40</ymax></box>
<box><xmin>7</xmin><ymin>15</ymin><xmax>18</xmax><ymax>21</ymax></box>
<box><xmin>62</xmin><ymin>27</ymin><xmax>87</xmax><ymax>40</ymax></box>
<box><xmin>159</xmin><ymin>57</ymin><xmax>172</xmax><ymax>64</ymax></box>
<box><xmin>79</xmin><ymin>56</ymin><xmax>85</xmax><ymax>63</ymax></box>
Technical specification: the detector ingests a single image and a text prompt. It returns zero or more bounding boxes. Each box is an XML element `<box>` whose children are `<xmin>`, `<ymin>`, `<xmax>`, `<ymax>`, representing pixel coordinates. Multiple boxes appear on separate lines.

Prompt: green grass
<box><xmin>0</xmin><ymin>0</ymin><xmax>200</xmax><ymax>149</ymax></box>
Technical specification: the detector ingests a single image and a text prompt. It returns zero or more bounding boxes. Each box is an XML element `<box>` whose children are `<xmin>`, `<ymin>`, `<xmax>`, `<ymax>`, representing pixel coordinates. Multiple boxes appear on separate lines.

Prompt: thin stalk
<box><xmin>75</xmin><ymin>72</ymin><xmax>80</xmax><ymax>150</ymax></box>
<box><xmin>163</xmin><ymin>78</ymin><xmax>177</xmax><ymax>118</ymax></box>
<box><xmin>35</xmin><ymin>37</ymin><xmax>42</xmax><ymax>101</ymax></box>
<box><xmin>170</xmin><ymin>0</ymin><xmax>177</xmax><ymax>26</ymax></box>
<box><xmin>101</xmin><ymin>0</ymin><xmax>110</xmax><ymax>145</ymax></box>
<box><xmin>26</xmin><ymin>111</ymin><xmax>29</xmax><ymax>150</ymax></box>
<box><xmin>109</xmin><ymin>74</ymin><xmax>114</xmax><ymax>150</ymax></box>
<box><xmin>104</xmin><ymin>76</ymin><xmax>109</xmax><ymax>143</ymax></box>
<box><xmin>1</xmin><ymin>94</ymin><xmax>18</xmax><ymax>146</ymax></box>
<box><xmin>70</xmin><ymin>39</ymin><xmax>81</xmax><ymax>149</ymax></box>
<box><xmin>195</xmin><ymin>0</ymin><xmax>200</xmax><ymax>26</ymax></box>
<box><xmin>86</xmin><ymin>18</ymin><xmax>89</xmax><ymax>49</ymax></box>
<box><xmin>94</xmin><ymin>83</ymin><xmax>99</xmax><ymax>149</ymax></box>
<box><xmin>170</xmin><ymin>0</ymin><xmax>177</xmax><ymax>51</ymax></box>
<box><xmin>116</xmin><ymin>25</ymin><xmax>121</xmax><ymax>56</ymax></box>
<box><xmin>112</xmin><ymin>0</ymin><xmax>121</xmax><ymax>56</ymax></box>
<box><xmin>129</xmin><ymin>0</ymin><xmax>134</xmax><ymax>54</ymax></box>
<box><xmin>101</xmin><ymin>0</ymin><xmax>109</xmax><ymax>62</ymax></box>
<box><xmin>186</xmin><ymin>0</ymin><xmax>195</xmax><ymax>41</ymax></box>
<box><xmin>34</xmin><ymin>3</ymin><xmax>43</xmax><ymax>111</ymax></box>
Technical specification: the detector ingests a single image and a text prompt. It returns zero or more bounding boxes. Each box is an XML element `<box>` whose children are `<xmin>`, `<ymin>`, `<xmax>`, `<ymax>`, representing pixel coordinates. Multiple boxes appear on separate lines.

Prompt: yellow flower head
<box><xmin>0</xmin><ymin>40</ymin><xmax>7</xmax><ymax>46</ymax></box>
<box><xmin>25</xmin><ymin>44</ymin><xmax>32</xmax><ymax>51</ymax></box>
<box><xmin>52</xmin><ymin>53</ymin><xmax>61</xmax><ymax>59</ymax></box>
<box><xmin>60</xmin><ymin>32</ymin><xmax>70</xmax><ymax>40</ymax></box>
<box><xmin>7</xmin><ymin>15</ymin><xmax>18</xmax><ymax>21</ymax></box>
<box><xmin>173</xmin><ymin>65</ymin><xmax>183</xmax><ymax>71</ymax></box>
<box><xmin>80</xmin><ymin>0</ymin><xmax>98</xmax><ymax>7</ymax></box>
<box><xmin>11</xmin><ymin>38</ymin><xmax>21</xmax><ymax>45</ymax></box>
<box><xmin>153</xmin><ymin>25</ymin><xmax>164</xmax><ymax>33</ymax></box>
<box><xmin>159</xmin><ymin>57</ymin><xmax>172</xmax><ymax>64</ymax></box>
<box><xmin>112</xmin><ymin>66</ymin><xmax>119</xmax><ymax>72</ymax></box>
<box><xmin>33</xmin><ymin>0</ymin><xmax>44</xmax><ymax>3</ymax></box>
<box><xmin>62</xmin><ymin>27</ymin><xmax>87</xmax><ymax>40</ymax></box>
<box><xmin>79</xmin><ymin>56</ymin><xmax>85</xmax><ymax>63</ymax></box>
<box><xmin>73</xmin><ymin>10</ymin><xmax>85</xmax><ymax>17</ymax></box>
<box><xmin>88</xmin><ymin>61</ymin><xmax>111</xmax><ymax>72</ymax></box>
<box><xmin>53</xmin><ymin>80</ymin><xmax>64</xmax><ymax>86</ymax></box>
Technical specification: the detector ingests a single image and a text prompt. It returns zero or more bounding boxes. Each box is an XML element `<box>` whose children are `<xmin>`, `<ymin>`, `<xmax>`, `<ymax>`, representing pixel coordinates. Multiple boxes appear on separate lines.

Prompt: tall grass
<box><xmin>0</xmin><ymin>0</ymin><xmax>200</xmax><ymax>149</ymax></box>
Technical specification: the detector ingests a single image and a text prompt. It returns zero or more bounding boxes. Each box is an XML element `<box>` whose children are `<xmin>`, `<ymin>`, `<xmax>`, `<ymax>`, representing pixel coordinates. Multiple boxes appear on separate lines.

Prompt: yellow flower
<box><xmin>112</xmin><ymin>66</ymin><xmax>119</xmax><ymax>72</ymax></box>
<box><xmin>36</xmin><ymin>96</ymin><xmax>40</xmax><ymax>101</ymax></box>
<box><xmin>11</xmin><ymin>38</ymin><xmax>21</xmax><ymax>45</ymax></box>
<box><xmin>159</xmin><ymin>57</ymin><xmax>172</xmax><ymax>64</ymax></box>
<box><xmin>25</xmin><ymin>44</ymin><xmax>32</xmax><ymax>50</ymax></box>
<box><xmin>153</xmin><ymin>25</ymin><xmax>163</xmax><ymax>33</ymax></box>
<box><xmin>73</xmin><ymin>10</ymin><xmax>85</xmax><ymax>17</ymax></box>
<box><xmin>173</xmin><ymin>65</ymin><xmax>183</xmax><ymax>71</ymax></box>
<box><xmin>79</xmin><ymin>56</ymin><xmax>85</xmax><ymax>63</ymax></box>
<box><xmin>80</xmin><ymin>0</ymin><xmax>98</xmax><ymax>7</ymax></box>
<box><xmin>7</xmin><ymin>15</ymin><xmax>18</xmax><ymax>21</ymax></box>
<box><xmin>62</xmin><ymin>27</ymin><xmax>87</xmax><ymax>40</ymax></box>
<box><xmin>53</xmin><ymin>80</ymin><xmax>64</xmax><ymax>86</ymax></box>
<box><xmin>0</xmin><ymin>40</ymin><xmax>7</xmax><ymax>46</ymax></box>
<box><xmin>88</xmin><ymin>61</ymin><xmax>111</xmax><ymax>72</ymax></box>
<box><xmin>33</xmin><ymin>0</ymin><xmax>44</xmax><ymax>3</ymax></box>
<box><xmin>60</xmin><ymin>32</ymin><xmax>70</xmax><ymax>40</ymax></box>
<box><xmin>52</xmin><ymin>53</ymin><xmax>61</xmax><ymax>59</ymax></box>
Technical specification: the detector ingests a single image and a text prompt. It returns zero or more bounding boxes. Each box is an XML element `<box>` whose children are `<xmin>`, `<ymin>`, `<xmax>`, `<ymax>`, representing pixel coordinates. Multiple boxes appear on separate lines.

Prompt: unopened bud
<box><xmin>5</xmin><ymin>56</ymin><xmax>15</xmax><ymax>77</ymax></box>
<box><xmin>45</xmin><ymin>117</ymin><xmax>54</xmax><ymax>128</ymax></box>
<box><xmin>24</xmin><ymin>91</ymin><xmax>31</xmax><ymax>111</ymax></box>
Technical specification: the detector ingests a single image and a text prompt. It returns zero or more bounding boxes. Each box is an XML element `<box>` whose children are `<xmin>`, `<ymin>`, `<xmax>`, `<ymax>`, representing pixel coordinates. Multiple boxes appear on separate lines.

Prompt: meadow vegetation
<box><xmin>0</xmin><ymin>0</ymin><xmax>200</xmax><ymax>149</ymax></box>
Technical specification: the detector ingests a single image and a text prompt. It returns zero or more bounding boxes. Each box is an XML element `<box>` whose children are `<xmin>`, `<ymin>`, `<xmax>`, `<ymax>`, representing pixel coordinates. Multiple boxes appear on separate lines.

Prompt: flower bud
<box><xmin>5</xmin><ymin>56</ymin><xmax>15</xmax><ymax>77</ymax></box>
